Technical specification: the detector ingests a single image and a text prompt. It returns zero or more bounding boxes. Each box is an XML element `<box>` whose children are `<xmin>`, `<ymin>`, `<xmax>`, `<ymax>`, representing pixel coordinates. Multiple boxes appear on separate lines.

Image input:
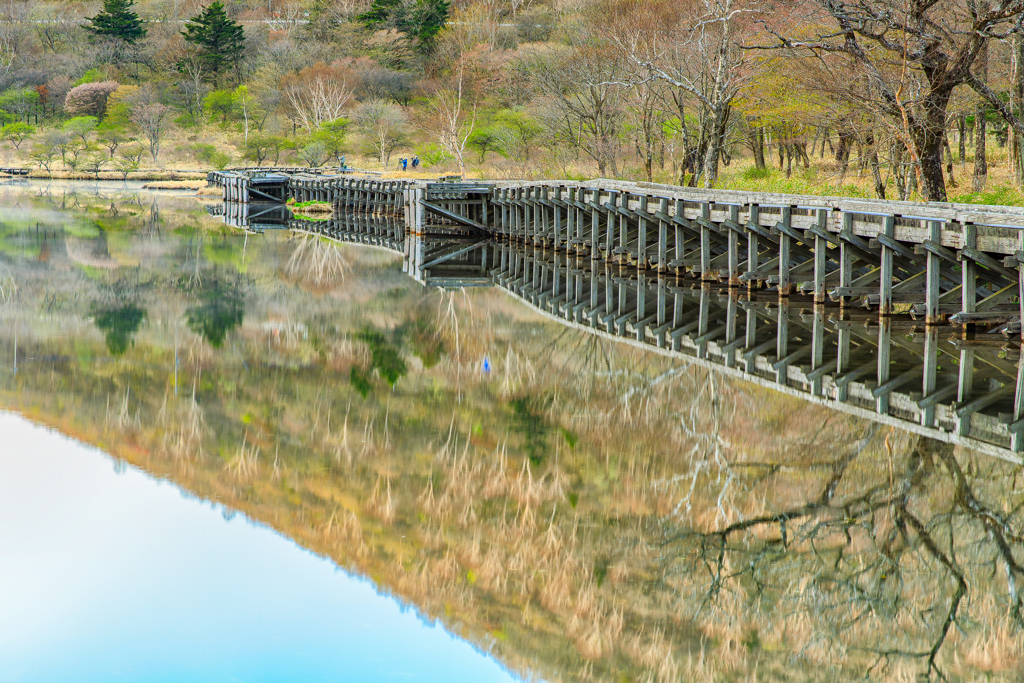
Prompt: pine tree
<box><xmin>181</xmin><ymin>2</ymin><xmax>246</xmax><ymax>83</ymax></box>
<box><xmin>358</xmin><ymin>0</ymin><xmax>450</xmax><ymax>52</ymax></box>
<box><xmin>86</xmin><ymin>0</ymin><xmax>147</xmax><ymax>44</ymax></box>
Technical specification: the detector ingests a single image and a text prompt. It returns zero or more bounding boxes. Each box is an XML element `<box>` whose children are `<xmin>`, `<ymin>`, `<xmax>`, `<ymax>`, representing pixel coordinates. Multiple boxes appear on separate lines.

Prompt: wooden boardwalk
<box><xmin>208</xmin><ymin>169</ymin><xmax>1024</xmax><ymax>460</ymax></box>
<box><xmin>209</xmin><ymin>169</ymin><xmax>1024</xmax><ymax>333</ymax></box>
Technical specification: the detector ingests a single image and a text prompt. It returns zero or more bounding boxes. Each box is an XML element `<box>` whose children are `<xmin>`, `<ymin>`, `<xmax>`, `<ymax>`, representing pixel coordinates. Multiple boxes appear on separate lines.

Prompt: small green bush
<box><xmin>192</xmin><ymin>143</ymin><xmax>231</xmax><ymax>170</ymax></box>
<box><xmin>742</xmin><ymin>165</ymin><xmax>773</xmax><ymax>180</ymax></box>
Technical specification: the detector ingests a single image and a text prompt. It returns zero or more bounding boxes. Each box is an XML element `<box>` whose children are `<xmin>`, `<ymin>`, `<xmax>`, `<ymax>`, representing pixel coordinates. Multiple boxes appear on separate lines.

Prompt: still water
<box><xmin>0</xmin><ymin>181</ymin><xmax>1022</xmax><ymax>682</ymax></box>
<box><xmin>0</xmin><ymin>413</ymin><xmax>517</xmax><ymax>683</ymax></box>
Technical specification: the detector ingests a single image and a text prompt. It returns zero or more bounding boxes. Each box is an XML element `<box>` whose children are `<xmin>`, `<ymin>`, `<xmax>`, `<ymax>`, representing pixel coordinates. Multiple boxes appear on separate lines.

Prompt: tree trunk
<box><xmin>973</xmin><ymin>42</ymin><xmax>989</xmax><ymax>192</ymax></box>
<box><xmin>912</xmin><ymin>131</ymin><xmax>947</xmax><ymax>202</ymax></box>
<box><xmin>752</xmin><ymin>126</ymin><xmax>766</xmax><ymax>169</ymax></box>
<box><xmin>700</xmin><ymin>103</ymin><xmax>727</xmax><ymax>188</ymax></box>
<box><xmin>958</xmin><ymin>115</ymin><xmax>966</xmax><ymax>168</ymax></box>
<box><xmin>1014</xmin><ymin>34</ymin><xmax>1024</xmax><ymax>187</ymax></box>
<box><xmin>944</xmin><ymin>134</ymin><xmax>956</xmax><ymax>188</ymax></box>
<box><xmin>866</xmin><ymin>131</ymin><xmax>885</xmax><ymax>199</ymax></box>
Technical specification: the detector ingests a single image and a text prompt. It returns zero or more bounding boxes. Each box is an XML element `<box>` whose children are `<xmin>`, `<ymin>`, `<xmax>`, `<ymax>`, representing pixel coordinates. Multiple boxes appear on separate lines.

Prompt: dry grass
<box><xmin>142</xmin><ymin>180</ymin><xmax>207</xmax><ymax>190</ymax></box>
<box><xmin>284</xmin><ymin>230</ymin><xmax>350</xmax><ymax>288</ymax></box>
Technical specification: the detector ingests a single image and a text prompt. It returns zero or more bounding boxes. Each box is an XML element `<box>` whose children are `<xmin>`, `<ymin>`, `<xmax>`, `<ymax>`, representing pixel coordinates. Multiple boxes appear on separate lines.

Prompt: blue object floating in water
<box><xmin>482</xmin><ymin>357</ymin><xmax>491</xmax><ymax>373</ymax></box>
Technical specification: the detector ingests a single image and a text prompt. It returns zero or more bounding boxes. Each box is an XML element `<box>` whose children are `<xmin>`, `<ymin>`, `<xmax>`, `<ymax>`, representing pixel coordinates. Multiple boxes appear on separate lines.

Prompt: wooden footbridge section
<box><xmin>209</xmin><ymin>169</ymin><xmax>1024</xmax><ymax>460</ymax></box>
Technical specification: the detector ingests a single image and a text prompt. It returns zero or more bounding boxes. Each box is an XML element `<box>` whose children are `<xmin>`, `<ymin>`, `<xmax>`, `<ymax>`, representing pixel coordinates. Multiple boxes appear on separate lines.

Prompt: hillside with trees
<box><xmin>1</xmin><ymin>0</ymin><xmax>1023</xmax><ymax>202</ymax></box>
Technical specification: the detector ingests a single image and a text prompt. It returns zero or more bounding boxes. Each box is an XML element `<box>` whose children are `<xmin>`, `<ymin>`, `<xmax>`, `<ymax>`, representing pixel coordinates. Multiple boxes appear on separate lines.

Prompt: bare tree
<box><xmin>286</xmin><ymin>71</ymin><xmax>354</xmax><ymax>133</ymax></box>
<box><xmin>353</xmin><ymin>100</ymin><xmax>408</xmax><ymax>166</ymax></box>
<box><xmin>131</xmin><ymin>103</ymin><xmax>171</xmax><ymax>162</ymax></box>
<box><xmin>607</xmin><ymin>0</ymin><xmax>756</xmax><ymax>187</ymax></box>
<box><xmin>758</xmin><ymin>0</ymin><xmax>1024</xmax><ymax>201</ymax></box>
<box><xmin>422</xmin><ymin>64</ymin><xmax>478</xmax><ymax>176</ymax></box>
<box><xmin>527</xmin><ymin>37</ymin><xmax>626</xmax><ymax>177</ymax></box>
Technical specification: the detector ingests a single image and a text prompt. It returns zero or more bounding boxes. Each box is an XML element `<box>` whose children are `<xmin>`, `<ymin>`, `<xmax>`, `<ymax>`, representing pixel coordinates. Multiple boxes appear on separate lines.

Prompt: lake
<box><xmin>0</xmin><ymin>180</ymin><xmax>1021</xmax><ymax>682</ymax></box>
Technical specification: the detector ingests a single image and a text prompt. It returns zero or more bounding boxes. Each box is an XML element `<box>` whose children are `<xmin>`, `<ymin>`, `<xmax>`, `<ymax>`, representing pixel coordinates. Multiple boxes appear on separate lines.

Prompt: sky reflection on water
<box><xmin>0</xmin><ymin>412</ymin><xmax>519</xmax><ymax>683</ymax></box>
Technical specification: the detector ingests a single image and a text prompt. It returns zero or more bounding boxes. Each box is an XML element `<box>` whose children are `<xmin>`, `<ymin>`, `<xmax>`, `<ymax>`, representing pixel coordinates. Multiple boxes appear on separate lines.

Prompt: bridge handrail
<box><xmin>490</xmin><ymin>178</ymin><xmax>1024</xmax><ymax>228</ymax></box>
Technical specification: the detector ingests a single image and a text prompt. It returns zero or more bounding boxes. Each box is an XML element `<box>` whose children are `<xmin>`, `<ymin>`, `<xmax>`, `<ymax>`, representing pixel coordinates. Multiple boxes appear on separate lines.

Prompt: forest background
<box><xmin>1</xmin><ymin>0</ymin><xmax>1023</xmax><ymax>204</ymax></box>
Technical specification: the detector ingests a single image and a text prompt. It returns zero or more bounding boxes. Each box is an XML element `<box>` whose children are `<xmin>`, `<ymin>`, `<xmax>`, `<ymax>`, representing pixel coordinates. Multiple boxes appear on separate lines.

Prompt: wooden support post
<box><xmin>658</xmin><ymin>198</ymin><xmax>670</xmax><ymax>274</ymax></box>
<box><xmin>813</xmin><ymin>209</ymin><xmax>828</xmax><ymax>303</ymax></box>
<box><xmin>697</xmin><ymin>284</ymin><xmax>710</xmax><ymax>359</ymax></box>
<box><xmin>553</xmin><ymin>187</ymin><xmax>562</xmax><ymax>250</ymax></box>
<box><xmin>674</xmin><ymin>199</ymin><xmax>685</xmax><ymax>276</ymax></box>
<box><xmin>960</xmin><ymin>222</ymin><xmax>977</xmax><ymax>325</ymax></box>
<box><xmin>1013</xmin><ymin>361</ymin><xmax>1024</xmax><ymax>452</ymax></box>
<box><xmin>728</xmin><ymin>205</ymin><xmax>741</xmax><ymax>286</ymax></box>
<box><xmin>700</xmin><ymin>202</ymin><xmax>712</xmax><ymax>281</ymax></box>
<box><xmin>638</xmin><ymin>196</ymin><xmax>649</xmax><ymax>268</ymax></box>
<box><xmin>839</xmin><ymin>212</ymin><xmax>853</xmax><ymax>308</ymax></box>
<box><xmin>921</xmin><ymin>327</ymin><xmax>939</xmax><ymax>427</ymax></box>
<box><xmin>775</xmin><ymin>300</ymin><xmax>790</xmax><ymax>383</ymax></box>
<box><xmin>875</xmin><ymin>321</ymin><xmax>891</xmax><ymax>415</ymax></box>
<box><xmin>778</xmin><ymin>206</ymin><xmax>793</xmax><ymax>296</ymax></box>
<box><xmin>836</xmin><ymin>325</ymin><xmax>851</xmax><ymax>401</ymax></box>
<box><xmin>810</xmin><ymin>305</ymin><xmax>825</xmax><ymax>395</ymax></box>
<box><xmin>956</xmin><ymin>348</ymin><xmax>975</xmax><ymax>436</ymax></box>
<box><xmin>724</xmin><ymin>292</ymin><xmax>738</xmax><ymax>367</ymax></box>
<box><xmin>747</xmin><ymin>204</ymin><xmax>760</xmax><ymax>292</ymax></box>
<box><xmin>613</xmin><ymin>192</ymin><xmax>624</xmax><ymax>262</ymax></box>
<box><xmin>879</xmin><ymin>215</ymin><xmax>895</xmax><ymax>316</ymax></box>
<box><xmin>591</xmin><ymin>189</ymin><xmax>600</xmax><ymax>257</ymax></box>
<box><xmin>925</xmin><ymin>220</ymin><xmax>943</xmax><ymax>325</ymax></box>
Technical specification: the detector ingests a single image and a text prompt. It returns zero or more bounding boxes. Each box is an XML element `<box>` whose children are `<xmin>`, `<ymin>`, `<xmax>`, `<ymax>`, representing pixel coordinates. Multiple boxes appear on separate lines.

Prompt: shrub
<box><xmin>741</xmin><ymin>165</ymin><xmax>773</xmax><ymax>180</ymax></box>
<box><xmin>64</xmin><ymin>81</ymin><xmax>119</xmax><ymax>118</ymax></box>
<box><xmin>415</xmin><ymin>142</ymin><xmax>451</xmax><ymax>168</ymax></box>
<box><xmin>192</xmin><ymin>143</ymin><xmax>231</xmax><ymax>169</ymax></box>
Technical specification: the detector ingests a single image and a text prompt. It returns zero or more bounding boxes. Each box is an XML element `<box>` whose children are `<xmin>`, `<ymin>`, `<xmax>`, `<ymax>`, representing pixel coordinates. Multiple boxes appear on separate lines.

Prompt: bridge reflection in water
<box><xmin>218</xmin><ymin>208</ymin><xmax>1024</xmax><ymax>462</ymax></box>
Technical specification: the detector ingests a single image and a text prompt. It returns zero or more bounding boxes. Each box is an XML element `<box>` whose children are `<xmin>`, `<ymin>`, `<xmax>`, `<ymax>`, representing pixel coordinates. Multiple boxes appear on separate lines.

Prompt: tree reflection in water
<box><xmin>182</xmin><ymin>275</ymin><xmax>246</xmax><ymax>349</ymax></box>
<box><xmin>0</xmin><ymin>188</ymin><xmax>1021</xmax><ymax>682</ymax></box>
<box><xmin>92</xmin><ymin>304</ymin><xmax>146</xmax><ymax>355</ymax></box>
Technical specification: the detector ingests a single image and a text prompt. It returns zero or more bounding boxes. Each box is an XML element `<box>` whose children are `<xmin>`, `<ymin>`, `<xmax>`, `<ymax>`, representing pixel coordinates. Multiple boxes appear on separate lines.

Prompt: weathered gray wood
<box><xmin>879</xmin><ymin>215</ymin><xmax>895</xmax><ymax>316</ymax></box>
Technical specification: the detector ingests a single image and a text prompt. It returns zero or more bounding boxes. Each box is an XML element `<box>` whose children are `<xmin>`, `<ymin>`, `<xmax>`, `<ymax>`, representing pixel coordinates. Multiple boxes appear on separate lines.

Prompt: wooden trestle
<box><xmin>208</xmin><ymin>170</ymin><xmax>1024</xmax><ymax>460</ymax></box>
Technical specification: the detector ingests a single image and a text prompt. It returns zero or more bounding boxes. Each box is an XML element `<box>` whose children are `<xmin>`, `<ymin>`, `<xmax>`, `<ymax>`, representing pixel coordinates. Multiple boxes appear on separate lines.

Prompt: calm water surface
<box><xmin>0</xmin><ymin>181</ymin><xmax>1022</xmax><ymax>682</ymax></box>
<box><xmin>0</xmin><ymin>413</ymin><xmax>517</xmax><ymax>683</ymax></box>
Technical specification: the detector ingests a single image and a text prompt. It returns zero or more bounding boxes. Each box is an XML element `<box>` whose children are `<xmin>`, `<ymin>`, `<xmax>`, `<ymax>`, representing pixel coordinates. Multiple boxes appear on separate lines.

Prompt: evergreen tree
<box><xmin>181</xmin><ymin>2</ymin><xmax>246</xmax><ymax>83</ymax></box>
<box><xmin>86</xmin><ymin>0</ymin><xmax>147</xmax><ymax>44</ymax></box>
<box><xmin>358</xmin><ymin>0</ymin><xmax>450</xmax><ymax>52</ymax></box>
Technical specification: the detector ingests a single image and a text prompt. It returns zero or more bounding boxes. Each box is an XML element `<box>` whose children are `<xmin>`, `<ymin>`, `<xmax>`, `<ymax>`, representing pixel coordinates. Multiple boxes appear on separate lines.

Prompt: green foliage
<box><xmin>0</xmin><ymin>122</ymin><xmax>34</xmax><ymax>149</ymax></box>
<box><xmin>742</xmin><ymin>165</ymin><xmax>773</xmax><ymax>180</ymax></box>
<box><xmin>102</xmin><ymin>85</ymin><xmax>138</xmax><ymax>127</ymax></box>
<box><xmin>358</xmin><ymin>0</ymin><xmax>451</xmax><ymax>51</ymax></box>
<box><xmin>349</xmin><ymin>366</ymin><xmax>373</xmax><ymax>398</ymax></box>
<box><xmin>949</xmin><ymin>184</ymin><xmax>1024</xmax><ymax>206</ymax></box>
<box><xmin>415</xmin><ymin>142</ymin><xmax>451</xmax><ymax>168</ymax></box>
<box><xmin>92</xmin><ymin>304</ymin><xmax>146</xmax><ymax>355</ymax></box>
<box><xmin>508</xmin><ymin>396</ymin><xmax>549</xmax><ymax>466</ymax></box>
<box><xmin>243</xmin><ymin>134</ymin><xmax>289</xmax><ymax>166</ymax></box>
<box><xmin>181</xmin><ymin>1</ymin><xmax>245</xmax><ymax>82</ymax></box>
<box><xmin>74</xmin><ymin>69</ymin><xmax>111</xmax><ymax>86</ymax></box>
<box><xmin>86</xmin><ymin>0</ymin><xmax>146</xmax><ymax>44</ymax></box>
<box><xmin>403</xmin><ymin>315</ymin><xmax>444</xmax><ymax>367</ymax></box>
<box><xmin>0</xmin><ymin>88</ymin><xmax>39</xmax><ymax>120</ymax></box>
<box><xmin>204</xmin><ymin>89</ymin><xmax>235</xmax><ymax>124</ymax></box>
<box><xmin>311</xmin><ymin>118</ymin><xmax>349</xmax><ymax>165</ymax></box>
<box><xmin>113</xmin><ymin>143</ymin><xmax>145</xmax><ymax>179</ymax></box>
<box><xmin>64</xmin><ymin>116</ymin><xmax>99</xmax><ymax>143</ymax></box>
<box><xmin>192</xmin><ymin>143</ymin><xmax>231</xmax><ymax>169</ymax></box>
<box><xmin>185</xmin><ymin>278</ymin><xmax>245</xmax><ymax>348</ymax></box>
<box><xmin>468</xmin><ymin>127</ymin><xmax>501</xmax><ymax>163</ymax></box>
<box><xmin>356</xmin><ymin>328</ymin><xmax>408</xmax><ymax>386</ymax></box>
